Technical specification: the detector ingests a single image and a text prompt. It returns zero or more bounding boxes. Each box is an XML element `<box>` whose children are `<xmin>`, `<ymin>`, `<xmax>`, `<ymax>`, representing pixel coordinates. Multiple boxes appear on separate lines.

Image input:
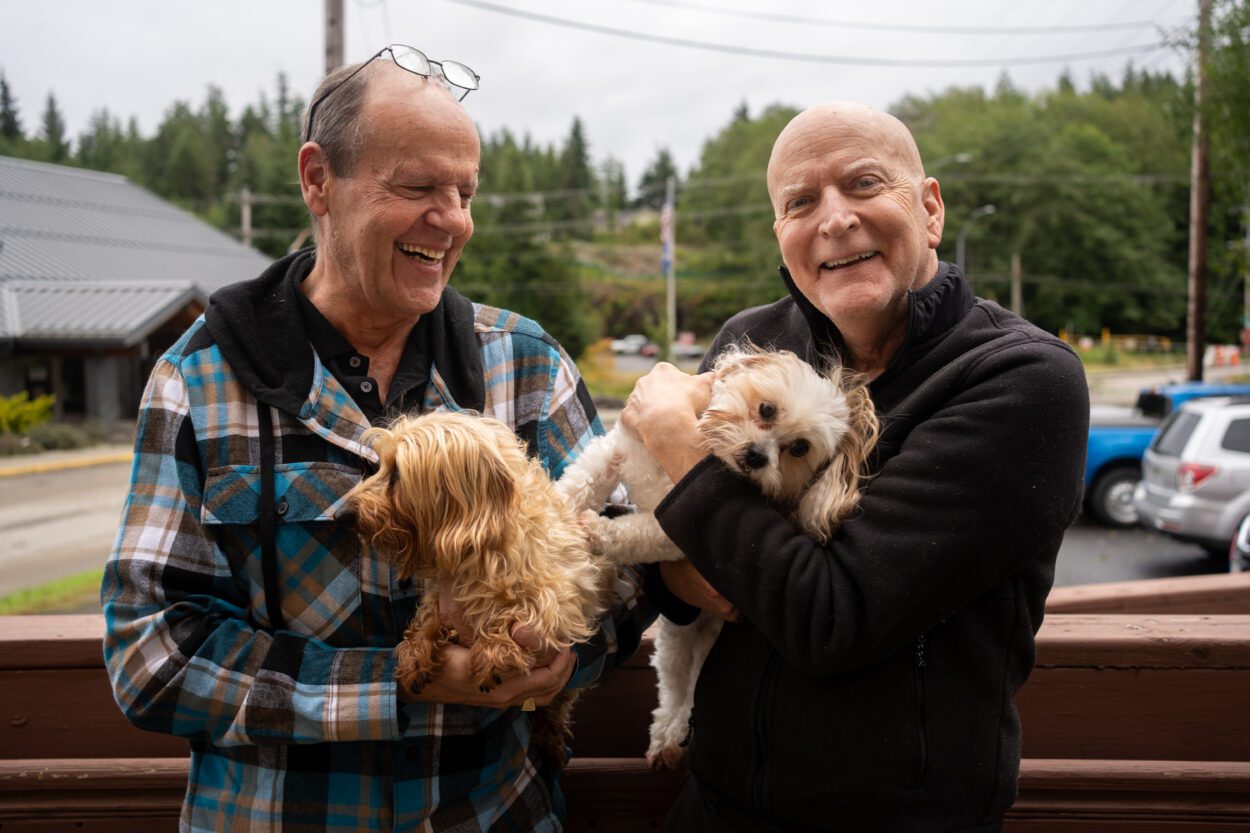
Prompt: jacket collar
<box><xmin>205</xmin><ymin>250</ymin><xmax>485</xmax><ymax>419</ymax></box>
<box><xmin>779</xmin><ymin>260</ymin><xmax>974</xmax><ymax>385</ymax></box>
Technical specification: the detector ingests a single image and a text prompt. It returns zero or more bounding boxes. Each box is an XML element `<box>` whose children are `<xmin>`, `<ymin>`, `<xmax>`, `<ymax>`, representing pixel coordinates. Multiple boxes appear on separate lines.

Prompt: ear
<box><xmin>841</xmin><ymin>382</ymin><xmax>881</xmax><ymax>471</ymax></box>
<box><xmin>921</xmin><ymin>176</ymin><xmax>945</xmax><ymax>249</ymax></box>
<box><xmin>712</xmin><ymin>340</ymin><xmax>768</xmax><ymax>377</ymax></box>
<box><xmin>424</xmin><ymin>437</ymin><xmax>517</xmax><ymax>575</ymax></box>
<box><xmin>341</xmin><ymin>427</ymin><xmax>413</xmax><ymax>564</ymax></box>
<box><xmin>299</xmin><ymin>142</ymin><xmax>331</xmax><ymax>220</ymax></box>
<box><xmin>795</xmin><ymin>382</ymin><xmax>880</xmax><ymax>541</ymax></box>
<box><xmin>796</xmin><ymin>453</ymin><xmax>862</xmax><ymax>543</ymax></box>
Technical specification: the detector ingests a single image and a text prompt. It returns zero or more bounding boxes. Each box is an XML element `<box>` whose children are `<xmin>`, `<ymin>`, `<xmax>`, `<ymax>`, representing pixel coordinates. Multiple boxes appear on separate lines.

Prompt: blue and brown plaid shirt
<box><xmin>102</xmin><ymin>254</ymin><xmax>655</xmax><ymax>832</ymax></box>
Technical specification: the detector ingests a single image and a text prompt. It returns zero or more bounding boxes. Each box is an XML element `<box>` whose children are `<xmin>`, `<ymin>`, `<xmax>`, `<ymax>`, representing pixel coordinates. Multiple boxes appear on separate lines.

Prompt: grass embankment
<box><xmin>0</xmin><ymin>568</ymin><xmax>102</xmax><ymax>615</ymax></box>
<box><xmin>578</xmin><ymin>340</ymin><xmax>648</xmax><ymax>404</ymax></box>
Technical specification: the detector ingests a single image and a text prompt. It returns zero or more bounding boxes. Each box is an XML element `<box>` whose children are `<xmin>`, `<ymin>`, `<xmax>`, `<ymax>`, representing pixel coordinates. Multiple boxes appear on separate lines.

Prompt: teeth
<box><xmin>397</xmin><ymin>243</ymin><xmax>444</xmax><ymax>261</ymax></box>
<box><xmin>821</xmin><ymin>251</ymin><xmax>877</xmax><ymax>269</ymax></box>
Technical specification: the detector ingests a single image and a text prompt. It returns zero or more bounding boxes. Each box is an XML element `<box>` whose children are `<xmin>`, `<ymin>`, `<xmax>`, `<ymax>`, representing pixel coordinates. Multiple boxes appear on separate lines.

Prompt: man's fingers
<box><xmin>511</xmin><ymin>623</ymin><xmax>560</xmax><ymax>668</ymax></box>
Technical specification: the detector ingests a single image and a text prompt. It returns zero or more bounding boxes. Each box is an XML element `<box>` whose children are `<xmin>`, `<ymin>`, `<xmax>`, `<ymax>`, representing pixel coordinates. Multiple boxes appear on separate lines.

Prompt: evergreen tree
<box><xmin>599</xmin><ymin>156</ymin><xmax>628</xmax><ymax>230</ymax></box>
<box><xmin>634</xmin><ymin>146</ymin><xmax>679</xmax><ymax>210</ymax></box>
<box><xmin>200</xmin><ymin>86</ymin><xmax>235</xmax><ymax>196</ymax></box>
<box><xmin>0</xmin><ymin>72</ymin><xmax>21</xmax><ymax>141</ymax></box>
<box><xmin>76</xmin><ymin>109</ymin><xmax>124</xmax><ymax>172</ymax></box>
<box><xmin>39</xmin><ymin>93</ymin><xmax>69</xmax><ymax>162</ymax></box>
<box><xmin>552</xmin><ymin>116</ymin><xmax>597</xmax><ymax>238</ymax></box>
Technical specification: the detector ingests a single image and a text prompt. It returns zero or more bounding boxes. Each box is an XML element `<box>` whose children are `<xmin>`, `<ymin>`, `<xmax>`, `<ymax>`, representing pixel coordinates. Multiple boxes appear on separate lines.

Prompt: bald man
<box><xmin>625</xmin><ymin>102</ymin><xmax>1089</xmax><ymax>831</ymax></box>
<box><xmin>103</xmin><ymin>50</ymin><xmax>659</xmax><ymax>832</ymax></box>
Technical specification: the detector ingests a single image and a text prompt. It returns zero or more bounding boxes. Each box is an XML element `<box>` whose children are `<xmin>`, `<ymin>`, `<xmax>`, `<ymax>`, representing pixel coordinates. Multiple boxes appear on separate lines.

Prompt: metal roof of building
<box><xmin>2</xmin><ymin>280</ymin><xmax>204</xmax><ymax>345</ymax></box>
<box><xmin>0</xmin><ymin>156</ymin><xmax>274</xmax><ymax>344</ymax></box>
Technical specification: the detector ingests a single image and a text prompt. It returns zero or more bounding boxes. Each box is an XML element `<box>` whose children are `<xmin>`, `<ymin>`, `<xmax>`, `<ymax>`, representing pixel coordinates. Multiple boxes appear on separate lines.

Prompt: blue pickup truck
<box><xmin>1085</xmin><ymin>382</ymin><xmax>1250</xmax><ymax>527</ymax></box>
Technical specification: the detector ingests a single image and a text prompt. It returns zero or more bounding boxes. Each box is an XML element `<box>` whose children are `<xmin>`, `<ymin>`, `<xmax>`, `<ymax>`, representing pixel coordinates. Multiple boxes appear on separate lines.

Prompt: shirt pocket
<box><xmin>201</xmin><ymin>461</ymin><xmax>365</xmax><ymax>643</ymax></box>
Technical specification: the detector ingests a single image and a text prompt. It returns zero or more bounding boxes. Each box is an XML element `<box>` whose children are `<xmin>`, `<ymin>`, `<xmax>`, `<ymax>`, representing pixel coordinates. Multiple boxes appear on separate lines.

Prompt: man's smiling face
<box><xmin>320</xmin><ymin>66</ymin><xmax>480</xmax><ymax>324</ymax></box>
<box><xmin>768</xmin><ymin>103</ymin><xmax>944</xmax><ymax>332</ymax></box>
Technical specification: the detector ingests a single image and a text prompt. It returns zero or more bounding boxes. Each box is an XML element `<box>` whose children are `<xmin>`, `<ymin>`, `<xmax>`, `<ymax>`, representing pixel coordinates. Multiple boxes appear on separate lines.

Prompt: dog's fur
<box><xmin>343</xmin><ymin>410</ymin><xmax>608</xmax><ymax>767</ymax></box>
<box><xmin>558</xmin><ymin>345</ymin><xmax>879</xmax><ymax>768</ymax></box>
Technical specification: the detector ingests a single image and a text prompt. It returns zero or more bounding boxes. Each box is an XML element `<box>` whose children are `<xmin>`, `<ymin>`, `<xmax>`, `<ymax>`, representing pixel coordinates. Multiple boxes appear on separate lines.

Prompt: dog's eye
<box><xmin>789</xmin><ymin>439</ymin><xmax>810</xmax><ymax>457</ymax></box>
<box><xmin>758</xmin><ymin>402</ymin><xmax>776</xmax><ymax>420</ymax></box>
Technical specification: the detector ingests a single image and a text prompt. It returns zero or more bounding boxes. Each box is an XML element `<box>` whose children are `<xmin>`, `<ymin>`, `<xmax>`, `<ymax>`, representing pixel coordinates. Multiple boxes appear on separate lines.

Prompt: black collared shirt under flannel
<box><xmin>295</xmin><ymin>279</ymin><xmax>432</xmax><ymax>425</ymax></box>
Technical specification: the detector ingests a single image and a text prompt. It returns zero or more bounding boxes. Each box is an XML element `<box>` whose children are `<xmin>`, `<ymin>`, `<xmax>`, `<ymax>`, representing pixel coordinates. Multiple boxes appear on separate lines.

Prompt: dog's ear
<box><xmin>417</xmin><ymin>428</ymin><xmax>518</xmax><ymax>575</ymax></box>
<box><xmin>796</xmin><ymin>453</ymin><xmax>861</xmax><ymax>543</ymax></box>
<box><xmin>342</xmin><ymin>424</ymin><xmax>415</xmax><ymax>566</ymax></box>
<box><xmin>712</xmin><ymin>341</ymin><xmax>770</xmax><ymax>377</ymax></box>
<box><xmin>795</xmin><ymin>383</ymin><xmax>879</xmax><ymax>541</ymax></box>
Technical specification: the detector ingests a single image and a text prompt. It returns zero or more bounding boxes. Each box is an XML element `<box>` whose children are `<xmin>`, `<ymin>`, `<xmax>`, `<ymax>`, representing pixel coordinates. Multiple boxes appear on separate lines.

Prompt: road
<box><xmin>1</xmin><ymin>362</ymin><xmax>1239</xmax><ymax>610</ymax></box>
<box><xmin>0</xmin><ymin>460</ymin><xmax>131</xmax><ymax>600</ymax></box>
<box><xmin>0</xmin><ymin>455</ymin><xmax>1227</xmax><ymax>614</ymax></box>
<box><xmin>1054</xmin><ymin>515</ymin><xmax>1225</xmax><ymax>586</ymax></box>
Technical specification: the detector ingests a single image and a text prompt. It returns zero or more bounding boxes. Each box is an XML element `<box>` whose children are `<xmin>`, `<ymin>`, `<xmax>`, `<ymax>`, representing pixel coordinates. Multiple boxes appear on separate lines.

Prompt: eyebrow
<box><xmin>776</xmin><ymin>182</ymin><xmax>810</xmax><ymax>202</ymax></box>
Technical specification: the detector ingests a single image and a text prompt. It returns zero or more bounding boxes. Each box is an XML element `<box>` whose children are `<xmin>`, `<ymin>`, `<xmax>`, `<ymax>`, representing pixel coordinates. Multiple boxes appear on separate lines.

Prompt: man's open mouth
<box><xmin>820</xmin><ymin>251</ymin><xmax>878</xmax><ymax>271</ymax></box>
<box><xmin>397</xmin><ymin>243</ymin><xmax>444</xmax><ymax>264</ymax></box>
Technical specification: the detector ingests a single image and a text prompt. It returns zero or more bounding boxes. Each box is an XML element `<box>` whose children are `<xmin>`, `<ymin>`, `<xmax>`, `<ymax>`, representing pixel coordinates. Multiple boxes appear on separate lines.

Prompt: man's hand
<box><xmin>660</xmin><ymin>560</ymin><xmax>740</xmax><ymax>622</ymax></box>
<box><xmin>620</xmin><ymin>363</ymin><xmax>713</xmax><ymax>483</ymax></box>
<box><xmin>400</xmin><ymin>580</ymin><xmax>574</xmax><ymax>707</ymax></box>
<box><xmin>398</xmin><ymin>638</ymin><xmax>575</xmax><ymax>708</ymax></box>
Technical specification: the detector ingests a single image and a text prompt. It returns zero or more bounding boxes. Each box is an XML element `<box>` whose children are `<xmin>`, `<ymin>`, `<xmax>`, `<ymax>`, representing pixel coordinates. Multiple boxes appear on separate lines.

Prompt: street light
<box><xmin>956</xmin><ymin>204</ymin><xmax>997</xmax><ymax>283</ymax></box>
<box><xmin>928</xmin><ymin>151</ymin><xmax>972</xmax><ymax>173</ymax></box>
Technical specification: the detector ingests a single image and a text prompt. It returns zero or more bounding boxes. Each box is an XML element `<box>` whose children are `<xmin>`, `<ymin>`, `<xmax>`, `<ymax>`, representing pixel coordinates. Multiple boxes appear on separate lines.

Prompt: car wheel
<box><xmin>1228</xmin><ymin>515</ymin><xmax>1250</xmax><ymax>573</ymax></box>
<box><xmin>1089</xmin><ymin>465</ymin><xmax>1140</xmax><ymax>528</ymax></box>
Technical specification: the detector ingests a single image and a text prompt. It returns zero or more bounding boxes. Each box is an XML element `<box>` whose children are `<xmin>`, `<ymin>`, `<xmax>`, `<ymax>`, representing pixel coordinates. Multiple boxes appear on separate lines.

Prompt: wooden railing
<box><xmin>3</xmin><ymin>572</ymin><xmax>1249</xmax><ymax>832</ymax></box>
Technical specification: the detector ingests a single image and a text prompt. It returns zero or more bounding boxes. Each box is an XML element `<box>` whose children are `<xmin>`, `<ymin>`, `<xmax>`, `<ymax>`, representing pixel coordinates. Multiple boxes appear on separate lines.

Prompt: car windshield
<box><xmin>1152</xmin><ymin>411</ymin><xmax>1201</xmax><ymax>456</ymax></box>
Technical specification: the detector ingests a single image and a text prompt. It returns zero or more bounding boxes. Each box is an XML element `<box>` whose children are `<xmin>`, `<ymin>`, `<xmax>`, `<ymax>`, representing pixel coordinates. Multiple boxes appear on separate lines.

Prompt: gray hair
<box><xmin>301</xmin><ymin>61</ymin><xmax>375</xmax><ymax>177</ymax></box>
<box><xmin>300</xmin><ymin>60</ymin><xmax>462</xmax><ymax>247</ymax></box>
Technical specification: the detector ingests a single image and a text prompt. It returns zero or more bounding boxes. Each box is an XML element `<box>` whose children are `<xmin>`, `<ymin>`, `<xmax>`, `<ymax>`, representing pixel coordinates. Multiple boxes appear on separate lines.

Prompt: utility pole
<box><xmin>662</xmin><ymin>176</ymin><xmax>677</xmax><ymax>363</ymax></box>
<box><xmin>1010</xmin><ymin>252</ymin><xmax>1023</xmax><ymax>317</ymax></box>
<box><xmin>956</xmin><ymin>204</ymin><xmax>996</xmax><ymax>288</ymax></box>
<box><xmin>1187</xmin><ymin>0</ymin><xmax>1212</xmax><ymax>382</ymax></box>
<box><xmin>1244</xmin><ymin>199</ymin><xmax>1250</xmax><ymax>358</ymax></box>
<box><xmin>325</xmin><ymin>0</ymin><xmax>345</xmax><ymax>74</ymax></box>
<box><xmin>240</xmin><ymin>187</ymin><xmax>253</xmax><ymax>249</ymax></box>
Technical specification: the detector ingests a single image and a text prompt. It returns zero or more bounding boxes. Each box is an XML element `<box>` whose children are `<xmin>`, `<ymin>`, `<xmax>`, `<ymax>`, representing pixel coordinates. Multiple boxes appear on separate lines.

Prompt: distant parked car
<box><xmin>610</xmin><ymin>334</ymin><xmax>652</xmax><ymax>355</ymax></box>
<box><xmin>1133</xmin><ymin>396</ymin><xmax>1250</xmax><ymax>557</ymax></box>
<box><xmin>1084</xmin><ymin>382</ymin><xmax>1250</xmax><ymax>528</ymax></box>
<box><xmin>671</xmin><ymin>341</ymin><xmax>705</xmax><ymax>359</ymax></box>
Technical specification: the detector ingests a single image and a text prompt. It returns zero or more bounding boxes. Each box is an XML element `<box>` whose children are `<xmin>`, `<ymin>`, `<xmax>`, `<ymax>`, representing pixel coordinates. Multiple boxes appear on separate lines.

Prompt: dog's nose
<box><xmin>743</xmin><ymin>446</ymin><xmax>769</xmax><ymax>470</ymax></box>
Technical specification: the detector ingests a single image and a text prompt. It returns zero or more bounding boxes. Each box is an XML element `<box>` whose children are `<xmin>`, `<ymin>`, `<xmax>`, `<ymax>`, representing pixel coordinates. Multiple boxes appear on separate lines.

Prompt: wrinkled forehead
<box><xmin>767</xmin><ymin>104</ymin><xmax>923</xmax><ymax>193</ymax></box>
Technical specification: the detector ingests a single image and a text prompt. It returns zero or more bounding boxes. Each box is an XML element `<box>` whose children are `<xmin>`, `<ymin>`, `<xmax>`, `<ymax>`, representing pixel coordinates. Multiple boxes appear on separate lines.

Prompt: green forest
<box><xmin>2</xmin><ymin>1</ymin><xmax>1247</xmax><ymax>360</ymax></box>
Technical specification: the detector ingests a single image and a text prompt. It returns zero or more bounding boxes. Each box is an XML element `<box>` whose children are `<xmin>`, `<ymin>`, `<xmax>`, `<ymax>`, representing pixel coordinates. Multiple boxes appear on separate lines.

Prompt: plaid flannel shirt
<box><xmin>102</xmin><ymin>295</ymin><xmax>653</xmax><ymax>833</ymax></box>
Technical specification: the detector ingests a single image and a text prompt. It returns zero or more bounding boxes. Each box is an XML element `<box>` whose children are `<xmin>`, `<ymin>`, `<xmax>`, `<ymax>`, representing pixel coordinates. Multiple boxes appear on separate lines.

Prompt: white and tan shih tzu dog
<box><xmin>343</xmin><ymin>410</ymin><xmax>608</xmax><ymax>767</ymax></box>
<box><xmin>558</xmin><ymin>344</ymin><xmax>879</xmax><ymax>768</ymax></box>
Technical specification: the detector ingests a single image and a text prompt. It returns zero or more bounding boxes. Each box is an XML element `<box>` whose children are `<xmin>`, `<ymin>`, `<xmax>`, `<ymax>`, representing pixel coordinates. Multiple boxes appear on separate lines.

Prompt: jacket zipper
<box><xmin>912</xmin><ymin>634</ymin><xmax>929</xmax><ymax>785</ymax></box>
<box><xmin>751</xmin><ymin>652</ymin><xmax>780</xmax><ymax>816</ymax></box>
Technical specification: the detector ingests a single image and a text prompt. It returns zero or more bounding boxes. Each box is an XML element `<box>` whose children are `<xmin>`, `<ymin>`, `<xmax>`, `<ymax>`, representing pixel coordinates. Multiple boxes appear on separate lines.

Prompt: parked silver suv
<box><xmin>1133</xmin><ymin>396</ymin><xmax>1250</xmax><ymax>556</ymax></box>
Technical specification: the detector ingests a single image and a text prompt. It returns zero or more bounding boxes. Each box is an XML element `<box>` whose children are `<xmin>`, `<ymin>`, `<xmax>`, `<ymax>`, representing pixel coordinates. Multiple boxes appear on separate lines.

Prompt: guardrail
<box><xmin>3</xmin><ymin>572</ymin><xmax>1249</xmax><ymax>831</ymax></box>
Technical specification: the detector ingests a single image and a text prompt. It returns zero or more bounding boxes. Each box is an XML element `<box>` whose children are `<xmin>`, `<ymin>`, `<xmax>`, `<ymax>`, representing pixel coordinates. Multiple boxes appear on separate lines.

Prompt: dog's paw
<box><xmin>647</xmin><ymin>713</ymin><xmax>692</xmax><ymax>770</ymax></box>
<box><xmin>645</xmin><ymin>740</ymin><xmax>687</xmax><ymax>771</ymax></box>
<box><xmin>578</xmin><ymin>510</ymin><xmax>609</xmax><ymax>549</ymax></box>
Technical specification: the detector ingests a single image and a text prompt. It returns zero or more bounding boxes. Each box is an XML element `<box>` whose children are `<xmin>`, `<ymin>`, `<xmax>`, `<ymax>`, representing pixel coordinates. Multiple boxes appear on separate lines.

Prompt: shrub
<box><xmin>27</xmin><ymin>422</ymin><xmax>91</xmax><ymax>451</ymax></box>
<box><xmin>0</xmin><ymin>392</ymin><xmax>56</xmax><ymax>435</ymax></box>
<box><xmin>0</xmin><ymin>433</ymin><xmax>35</xmax><ymax>456</ymax></box>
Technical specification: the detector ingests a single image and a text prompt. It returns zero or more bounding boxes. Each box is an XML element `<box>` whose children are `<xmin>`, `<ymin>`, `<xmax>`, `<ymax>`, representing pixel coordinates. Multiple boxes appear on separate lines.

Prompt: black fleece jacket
<box><xmin>655</xmin><ymin>263</ymin><xmax>1089</xmax><ymax>832</ymax></box>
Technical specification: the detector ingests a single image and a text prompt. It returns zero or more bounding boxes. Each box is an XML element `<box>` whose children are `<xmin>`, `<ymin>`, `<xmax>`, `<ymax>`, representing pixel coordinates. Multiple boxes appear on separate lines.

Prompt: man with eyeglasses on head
<box><xmin>101</xmin><ymin>45</ymin><xmax>663</xmax><ymax>832</ymax></box>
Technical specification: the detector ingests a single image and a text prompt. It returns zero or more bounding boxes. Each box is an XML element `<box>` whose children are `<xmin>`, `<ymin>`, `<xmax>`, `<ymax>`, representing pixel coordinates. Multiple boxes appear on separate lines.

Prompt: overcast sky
<box><xmin>0</xmin><ymin>0</ymin><xmax>1192</xmax><ymax>192</ymax></box>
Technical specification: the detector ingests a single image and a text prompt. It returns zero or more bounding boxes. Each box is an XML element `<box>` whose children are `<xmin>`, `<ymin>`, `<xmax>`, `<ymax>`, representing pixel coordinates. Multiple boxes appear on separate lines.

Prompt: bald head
<box><xmin>767</xmin><ymin>102</ymin><xmax>926</xmax><ymax>210</ymax></box>
<box><xmin>304</xmin><ymin>58</ymin><xmax>470</xmax><ymax>178</ymax></box>
<box><xmin>360</xmin><ymin>62</ymin><xmax>476</xmax><ymax>153</ymax></box>
<box><xmin>763</xmin><ymin>100</ymin><xmax>945</xmax><ymax>349</ymax></box>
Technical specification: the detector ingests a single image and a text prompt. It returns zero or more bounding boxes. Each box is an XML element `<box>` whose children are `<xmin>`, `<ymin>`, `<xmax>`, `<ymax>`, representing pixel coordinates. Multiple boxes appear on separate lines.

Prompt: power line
<box><xmin>440</xmin><ymin>0</ymin><xmax>1167</xmax><ymax>68</ymax></box>
<box><xmin>623</xmin><ymin>0</ymin><xmax>1178</xmax><ymax>35</ymax></box>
